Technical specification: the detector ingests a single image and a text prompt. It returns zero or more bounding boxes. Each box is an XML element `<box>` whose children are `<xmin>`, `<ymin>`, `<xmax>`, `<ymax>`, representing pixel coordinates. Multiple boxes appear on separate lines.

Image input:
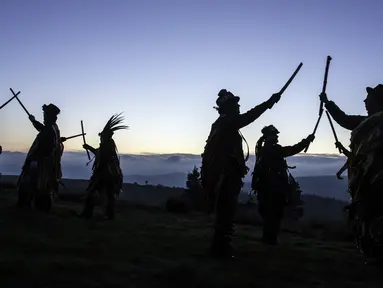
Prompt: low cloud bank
<box><xmin>0</xmin><ymin>151</ymin><xmax>346</xmax><ymax>182</ymax></box>
<box><xmin>0</xmin><ymin>151</ymin><xmax>349</xmax><ymax>201</ymax></box>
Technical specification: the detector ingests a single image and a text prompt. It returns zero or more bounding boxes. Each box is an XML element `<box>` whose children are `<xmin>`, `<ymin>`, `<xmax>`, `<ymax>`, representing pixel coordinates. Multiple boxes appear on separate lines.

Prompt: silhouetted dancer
<box><xmin>251</xmin><ymin>125</ymin><xmax>314</xmax><ymax>245</ymax></box>
<box><xmin>341</xmin><ymin>85</ymin><xmax>383</xmax><ymax>262</ymax></box>
<box><xmin>17</xmin><ymin>104</ymin><xmax>61</xmax><ymax>212</ymax></box>
<box><xmin>78</xmin><ymin>113</ymin><xmax>127</xmax><ymax>220</ymax></box>
<box><xmin>201</xmin><ymin>89</ymin><xmax>281</xmax><ymax>259</ymax></box>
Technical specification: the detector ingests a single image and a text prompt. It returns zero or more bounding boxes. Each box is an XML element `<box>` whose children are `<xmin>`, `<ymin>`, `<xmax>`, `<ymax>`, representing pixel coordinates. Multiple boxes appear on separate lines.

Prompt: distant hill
<box><xmin>1</xmin><ymin>175</ymin><xmax>348</xmax><ymax>222</ymax></box>
<box><xmin>1</xmin><ymin>172</ymin><xmax>350</xmax><ymax>202</ymax></box>
<box><xmin>123</xmin><ymin>173</ymin><xmax>349</xmax><ymax>202</ymax></box>
<box><xmin>124</xmin><ymin>172</ymin><xmax>187</xmax><ymax>188</ymax></box>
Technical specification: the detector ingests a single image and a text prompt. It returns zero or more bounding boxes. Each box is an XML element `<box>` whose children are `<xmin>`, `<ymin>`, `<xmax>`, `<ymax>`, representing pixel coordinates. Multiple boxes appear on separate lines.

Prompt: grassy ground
<box><xmin>0</xmin><ymin>189</ymin><xmax>382</xmax><ymax>288</ymax></box>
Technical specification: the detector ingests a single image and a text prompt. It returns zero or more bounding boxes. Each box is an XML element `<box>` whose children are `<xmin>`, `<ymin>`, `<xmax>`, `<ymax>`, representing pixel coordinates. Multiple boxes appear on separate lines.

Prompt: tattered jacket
<box><xmin>252</xmin><ymin>139</ymin><xmax>310</xmax><ymax>193</ymax></box>
<box><xmin>19</xmin><ymin>120</ymin><xmax>60</xmax><ymax>192</ymax></box>
<box><xmin>348</xmin><ymin>111</ymin><xmax>383</xmax><ymax>202</ymax></box>
<box><xmin>86</xmin><ymin>143</ymin><xmax>123</xmax><ymax>195</ymax></box>
<box><xmin>201</xmin><ymin>100</ymin><xmax>274</xmax><ymax>192</ymax></box>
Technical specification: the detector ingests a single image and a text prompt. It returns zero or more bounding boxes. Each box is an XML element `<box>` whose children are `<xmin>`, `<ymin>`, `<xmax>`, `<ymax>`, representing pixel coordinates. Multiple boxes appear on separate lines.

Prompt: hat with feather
<box><xmin>98</xmin><ymin>113</ymin><xmax>128</xmax><ymax>139</ymax></box>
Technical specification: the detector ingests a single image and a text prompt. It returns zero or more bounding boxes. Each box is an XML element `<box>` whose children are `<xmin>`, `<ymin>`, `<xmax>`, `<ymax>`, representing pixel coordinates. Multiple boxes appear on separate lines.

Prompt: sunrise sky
<box><xmin>0</xmin><ymin>0</ymin><xmax>382</xmax><ymax>155</ymax></box>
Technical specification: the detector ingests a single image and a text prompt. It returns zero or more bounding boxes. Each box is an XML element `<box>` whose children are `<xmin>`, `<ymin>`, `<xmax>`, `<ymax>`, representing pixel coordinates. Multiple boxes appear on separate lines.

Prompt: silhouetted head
<box><xmin>364</xmin><ymin>84</ymin><xmax>383</xmax><ymax>115</ymax></box>
<box><xmin>215</xmin><ymin>89</ymin><xmax>240</xmax><ymax>115</ymax></box>
<box><xmin>42</xmin><ymin>104</ymin><xmax>60</xmax><ymax>124</ymax></box>
<box><xmin>98</xmin><ymin>130</ymin><xmax>114</xmax><ymax>145</ymax></box>
<box><xmin>262</xmin><ymin>125</ymin><xmax>279</xmax><ymax>144</ymax></box>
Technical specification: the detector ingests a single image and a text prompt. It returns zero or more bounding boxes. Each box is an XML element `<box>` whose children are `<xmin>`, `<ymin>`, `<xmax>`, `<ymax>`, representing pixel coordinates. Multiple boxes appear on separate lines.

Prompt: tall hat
<box><xmin>216</xmin><ymin>89</ymin><xmax>240</xmax><ymax>108</ymax></box>
<box><xmin>99</xmin><ymin>112</ymin><xmax>128</xmax><ymax>139</ymax></box>
<box><xmin>366</xmin><ymin>84</ymin><xmax>383</xmax><ymax>99</ymax></box>
<box><xmin>42</xmin><ymin>104</ymin><xmax>60</xmax><ymax>116</ymax></box>
<box><xmin>261</xmin><ymin>125</ymin><xmax>279</xmax><ymax>136</ymax></box>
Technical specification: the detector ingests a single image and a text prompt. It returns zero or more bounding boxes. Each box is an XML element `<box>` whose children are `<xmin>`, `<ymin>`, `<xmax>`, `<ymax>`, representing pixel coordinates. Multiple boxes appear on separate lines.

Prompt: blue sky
<box><xmin>0</xmin><ymin>0</ymin><xmax>382</xmax><ymax>154</ymax></box>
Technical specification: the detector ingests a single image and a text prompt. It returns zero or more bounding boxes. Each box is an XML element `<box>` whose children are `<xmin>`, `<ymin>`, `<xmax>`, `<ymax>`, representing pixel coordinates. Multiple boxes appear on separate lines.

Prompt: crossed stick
<box><xmin>81</xmin><ymin>120</ymin><xmax>91</xmax><ymax>161</ymax></box>
<box><xmin>10</xmin><ymin>88</ymin><xmax>30</xmax><ymax>116</ymax></box>
<box><xmin>0</xmin><ymin>89</ymin><xmax>21</xmax><ymax>110</ymax></box>
<box><xmin>61</xmin><ymin>133</ymin><xmax>86</xmax><ymax>142</ymax></box>
<box><xmin>304</xmin><ymin>56</ymin><xmax>332</xmax><ymax>153</ymax></box>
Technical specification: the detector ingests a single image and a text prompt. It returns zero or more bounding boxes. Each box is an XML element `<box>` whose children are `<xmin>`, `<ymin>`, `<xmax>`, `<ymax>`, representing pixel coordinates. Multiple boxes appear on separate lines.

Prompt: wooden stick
<box><xmin>81</xmin><ymin>120</ymin><xmax>90</xmax><ymax>160</ymax></box>
<box><xmin>10</xmin><ymin>88</ymin><xmax>30</xmax><ymax>116</ymax></box>
<box><xmin>304</xmin><ymin>56</ymin><xmax>332</xmax><ymax>153</ymax></box>
<box><xmin>0</xmin><ymin>90</ymin><xmax>20</xmax><ymax>110</ymax></box>
<box><xmin>325</xmin><ymin>111</ymin><xmax>342</xmax><ymax>154</ymax></box>
<box><xmin>62</xmin><ymin>133</ymin><xmax>86</xmax><ymax>141</ymax></box>
<box><xmin>278</xmin><ymin>62</ymin><xmax>303</xmax><ymax>97</ymax></box>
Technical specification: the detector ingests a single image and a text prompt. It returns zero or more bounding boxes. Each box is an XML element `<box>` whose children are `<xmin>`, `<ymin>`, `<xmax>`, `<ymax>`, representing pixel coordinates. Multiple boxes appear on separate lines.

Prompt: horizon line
<box><xmin>0</xmin><ymin>174</ymin><xmax>343</xmax><ymax>179</ymax></box>
<box><xmin>1</xmin><ymin>150</ymin><xmax>345</xmax><ymax>158</ymax></box>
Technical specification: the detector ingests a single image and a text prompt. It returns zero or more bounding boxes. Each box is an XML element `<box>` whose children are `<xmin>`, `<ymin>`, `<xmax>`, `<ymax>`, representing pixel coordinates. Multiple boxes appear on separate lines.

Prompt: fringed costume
<box><xmin>17</xmin><ymin>104</ymin><xmax>61</xmax><ymax>212</ymax></box>
<box><xmin>323</xmin><ymin>84</ymin><xmax>383</xmax><ymax>261</ymax></box>
<box><xmin>79</xmin><ymin>113</ymin><xmax>127</xmax><ymax>220</ymax></box>
<box><xmin>51</xmin><ymin>140</ymin><xmax>64</xmax><ymax>197</ymax></box>
<box><xmin>348</xmin><ymin>111</ymin><xmax>383</xmax><ymax>260</ymax></box>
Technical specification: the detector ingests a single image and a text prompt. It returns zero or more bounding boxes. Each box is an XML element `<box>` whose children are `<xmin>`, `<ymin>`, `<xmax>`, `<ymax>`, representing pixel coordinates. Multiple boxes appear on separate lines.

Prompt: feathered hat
<box><xmin>99</xmin><ymin>112</ymin><xmax>128</xmax><ymax>139</ymax></box>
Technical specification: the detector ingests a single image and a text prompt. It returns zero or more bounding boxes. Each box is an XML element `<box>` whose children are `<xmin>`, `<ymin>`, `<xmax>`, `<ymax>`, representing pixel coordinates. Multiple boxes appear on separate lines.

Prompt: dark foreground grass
<box><xmin>0</xmin><ymin>190</ymin><xmax>382</xmax><ymax>288</ymax></box>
